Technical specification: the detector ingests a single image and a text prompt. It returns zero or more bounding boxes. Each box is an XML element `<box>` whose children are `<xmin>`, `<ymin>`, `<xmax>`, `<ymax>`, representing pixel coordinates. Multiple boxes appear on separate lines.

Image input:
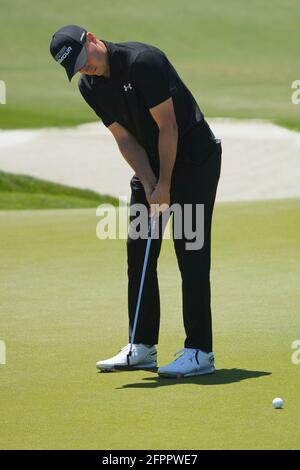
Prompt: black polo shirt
<box><xmin>78</xmin><ymin>40</ymin><xmax>215</xmax><ymax>173</ymax></box>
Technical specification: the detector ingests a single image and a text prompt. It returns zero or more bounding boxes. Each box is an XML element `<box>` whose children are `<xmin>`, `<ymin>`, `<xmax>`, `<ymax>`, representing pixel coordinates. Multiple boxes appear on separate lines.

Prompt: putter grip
<box><xmin>150</xmin><ymin>216</ymin><xmax>156</xmax><ymax>235</ymax></box>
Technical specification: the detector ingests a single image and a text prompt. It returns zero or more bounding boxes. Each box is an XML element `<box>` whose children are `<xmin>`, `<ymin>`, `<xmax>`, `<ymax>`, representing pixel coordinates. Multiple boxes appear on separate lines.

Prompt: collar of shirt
<box><xmin>99</xmin><ymin>39</ymin><xmax>124</xmax><ymax>80</ymax></box>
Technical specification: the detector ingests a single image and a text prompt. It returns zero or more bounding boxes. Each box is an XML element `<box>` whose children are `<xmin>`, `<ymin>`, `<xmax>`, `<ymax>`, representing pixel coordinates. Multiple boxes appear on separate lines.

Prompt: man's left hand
<box><xmin>149</xmin><ymin>181</ymin><xmax>170</xmax><ymax>217</ymax></box>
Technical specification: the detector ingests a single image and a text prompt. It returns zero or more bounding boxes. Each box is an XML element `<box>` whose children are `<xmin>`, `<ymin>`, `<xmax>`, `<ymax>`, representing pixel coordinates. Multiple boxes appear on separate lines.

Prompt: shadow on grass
<box><xmin>115</xmin><ymin>368</ymin><xmax>271</xmax><ymax>389</ymax></box>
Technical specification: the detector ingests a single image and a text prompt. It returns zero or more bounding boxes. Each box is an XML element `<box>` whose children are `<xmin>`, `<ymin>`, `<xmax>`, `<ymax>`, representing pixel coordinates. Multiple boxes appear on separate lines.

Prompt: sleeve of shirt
<box><xmin>132</xmin><ymin>50</ymin><xmax>171</xmax><ymax>109</ymax></box>
<box><xmin>78</xmin><ymin>78</ymin><xmax>115</xmax><ymax>127</ymax></box>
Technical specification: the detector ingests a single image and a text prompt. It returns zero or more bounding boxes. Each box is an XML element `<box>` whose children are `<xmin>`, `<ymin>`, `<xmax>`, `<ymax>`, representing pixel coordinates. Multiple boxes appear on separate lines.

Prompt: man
<box><xmin>50</xmin><ymin>25</ymin><xmax>222</xmax><ymax>378</ymax></box>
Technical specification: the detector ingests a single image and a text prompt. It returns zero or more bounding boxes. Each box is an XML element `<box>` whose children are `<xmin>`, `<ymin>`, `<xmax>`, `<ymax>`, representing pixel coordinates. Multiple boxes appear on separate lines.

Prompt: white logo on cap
<box><xmin>55</xmin><ymin>46</ymin><xmax>73</xmax><ymax>64</ymax></box>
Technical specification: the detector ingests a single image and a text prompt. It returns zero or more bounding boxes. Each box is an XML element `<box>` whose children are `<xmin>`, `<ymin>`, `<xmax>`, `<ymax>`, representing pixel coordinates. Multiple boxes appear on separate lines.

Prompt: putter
<box><xmin>114</xmin><ymin>216</ymin><xmax>157</xmax><ymax>371</ymax></box>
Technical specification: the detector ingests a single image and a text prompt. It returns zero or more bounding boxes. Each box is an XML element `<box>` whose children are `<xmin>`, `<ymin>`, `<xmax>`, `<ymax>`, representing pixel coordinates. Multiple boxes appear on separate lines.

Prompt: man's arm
<box><xmin>148</xmin><ymin>97</ymin><xmax>178</xmax><ymax>215</ymax></box>
<box><xmin>150</xmin><ymin>97</ymin><xmax>178</xmax><ymax>189</ymax></box>
<box><xmin>108</xmin><ymin>122</ymin><xmax>157</xmax><ymax>204</ymax></box>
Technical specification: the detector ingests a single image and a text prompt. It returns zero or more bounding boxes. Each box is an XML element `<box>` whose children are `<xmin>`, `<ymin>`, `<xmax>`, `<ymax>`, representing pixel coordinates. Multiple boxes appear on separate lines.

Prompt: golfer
<box><xmin>50</xmin><ymin>25</ymin><xmax>222</xmax><ymax>377</ymax></box>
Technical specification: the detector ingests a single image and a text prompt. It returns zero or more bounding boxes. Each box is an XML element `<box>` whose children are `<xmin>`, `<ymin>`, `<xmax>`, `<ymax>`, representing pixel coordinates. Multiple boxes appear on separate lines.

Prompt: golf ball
<box><xmin>272</xmin><ymin>397</ymin><xmax>284</xmax><ymax>409</ymax></box>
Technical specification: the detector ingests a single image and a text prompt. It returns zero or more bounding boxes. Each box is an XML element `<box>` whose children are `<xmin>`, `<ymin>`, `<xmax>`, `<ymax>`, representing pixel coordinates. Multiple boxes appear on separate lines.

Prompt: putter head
<box><xmin>126</xmin><ymin>351</ymin><xmax>132</xmax><ymax>366</ymax></box>
<box><xmin>121</xmin><ymin>347</ymin><xmax>158</xmax><ymax>371</ymax></box>
<box><xmin>113</xmin><ymin>365</ymin><xmax>158</xmax><ymax>372</ymax></box>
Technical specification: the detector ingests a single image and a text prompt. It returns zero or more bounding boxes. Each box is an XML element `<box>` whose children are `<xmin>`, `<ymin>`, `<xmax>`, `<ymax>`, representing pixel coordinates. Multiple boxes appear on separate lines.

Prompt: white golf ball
<box><xmin>272</xmin><ymin>397</ymin><xmax>284</xmax><ymax>409</ymax></box>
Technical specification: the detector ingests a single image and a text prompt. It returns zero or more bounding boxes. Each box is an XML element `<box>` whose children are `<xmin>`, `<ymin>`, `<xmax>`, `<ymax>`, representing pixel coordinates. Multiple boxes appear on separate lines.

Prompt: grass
<box><xmin>0</xmin><ymin>198</ymin><xmax>299</xmax><ymax>449</ymax></box>
<box><xmin>0</xmin><ymin>0</ymin><xmax>299</xmax><ymax>130</ymax></box>
<box><xmin>0</xmin><ymin>170</ymin><xmax>118</xmax><ymax>210</ymax></box>
<box><xmin>275</xmin><ymin>118</ymin><xmax>300</xmax><ymax>133</ymax></box>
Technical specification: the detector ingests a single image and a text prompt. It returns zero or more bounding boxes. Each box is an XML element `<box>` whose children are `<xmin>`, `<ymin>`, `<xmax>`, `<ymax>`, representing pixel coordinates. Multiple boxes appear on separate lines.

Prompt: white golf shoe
<box><xmin>158</xmin><ymin>348</ymin><xmax>215</xmax><ymax>378</ymax></box>
<box><xmin>96</xmin><ymin>343</ymin><xmax>157</xmax><ymax>372</ymax></box>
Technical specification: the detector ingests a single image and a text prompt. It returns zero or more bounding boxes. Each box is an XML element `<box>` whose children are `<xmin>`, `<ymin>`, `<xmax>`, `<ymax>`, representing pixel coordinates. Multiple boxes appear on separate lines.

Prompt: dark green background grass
<box><xmin>0</xmin><ymin>171</ymin><xmax>118</xmax><ymax>209</ymax></box>
<box><xmin>0</xmin><ymin>0</ymin><xmax>299</xmax><ymax>130</ymax></box>
<box><xmin>0</xmin><ymin>199</ymin><xmax>299</xmax><ymax>449</ymax></box>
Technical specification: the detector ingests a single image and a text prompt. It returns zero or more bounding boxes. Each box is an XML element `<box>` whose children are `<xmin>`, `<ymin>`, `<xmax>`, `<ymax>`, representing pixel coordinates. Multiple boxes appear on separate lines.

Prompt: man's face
<box><xmin>79</xmin><ymin>37</ymin><xmax>102</xmax><ymax>75</ymax></box>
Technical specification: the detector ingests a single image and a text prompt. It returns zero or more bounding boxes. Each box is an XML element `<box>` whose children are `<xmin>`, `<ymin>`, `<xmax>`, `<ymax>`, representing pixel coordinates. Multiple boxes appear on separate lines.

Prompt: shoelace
<box><xmin>174</xmin><ymin>348</ymin><xmax>198</xmax><ymax>362</ymax></box>
<box><xmin>120</xmin><ymin>344</ymin><xmax>152</xmax><ymax>353</ymax></box>
<box><xmin>119</xmin><ymin>344</ymin><xmax>131</xmax><ymax>353</ymax></box>
<box><xmin>119</xmin><ymin>344</ymin><xmax>144</xmax><ymax>354</ymax></box>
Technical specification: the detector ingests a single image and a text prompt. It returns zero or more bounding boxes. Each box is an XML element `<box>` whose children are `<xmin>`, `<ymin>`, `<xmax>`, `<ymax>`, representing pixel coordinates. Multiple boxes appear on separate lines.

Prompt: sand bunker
<box><xmin>0</xmin><ymin>119</ymin><xmax>299</xmax><ymax>201</ymax></box>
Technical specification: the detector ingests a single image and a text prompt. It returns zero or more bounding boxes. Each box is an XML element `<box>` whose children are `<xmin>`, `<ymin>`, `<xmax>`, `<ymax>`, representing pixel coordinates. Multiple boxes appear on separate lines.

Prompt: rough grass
<box><xmin>0</xmin><ymin>170</ymin><xmax>118</xmax><ymax>209</ymax></box>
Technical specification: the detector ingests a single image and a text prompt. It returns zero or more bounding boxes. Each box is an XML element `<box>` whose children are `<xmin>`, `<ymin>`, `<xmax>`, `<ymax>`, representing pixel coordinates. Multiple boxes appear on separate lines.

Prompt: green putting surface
<box><xmin>0</xmin><ymin>199</ymin><xmax>299</xmax><ymax>449</ymax></box>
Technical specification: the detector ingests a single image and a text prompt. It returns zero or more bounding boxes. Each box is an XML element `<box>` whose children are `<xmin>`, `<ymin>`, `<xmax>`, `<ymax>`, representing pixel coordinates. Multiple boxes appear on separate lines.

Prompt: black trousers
<box><xmin>127</xmin><ymin>140</ymin><xmax>222</xmax><ymax>352</ymax></box>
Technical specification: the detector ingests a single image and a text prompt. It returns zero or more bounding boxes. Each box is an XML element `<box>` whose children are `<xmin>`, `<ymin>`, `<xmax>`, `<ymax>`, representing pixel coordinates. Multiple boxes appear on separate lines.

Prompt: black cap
<box><xmin>50</xmin><ymin>25</ymin><xmax>87</xmax><ymax>81</ymax></box>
